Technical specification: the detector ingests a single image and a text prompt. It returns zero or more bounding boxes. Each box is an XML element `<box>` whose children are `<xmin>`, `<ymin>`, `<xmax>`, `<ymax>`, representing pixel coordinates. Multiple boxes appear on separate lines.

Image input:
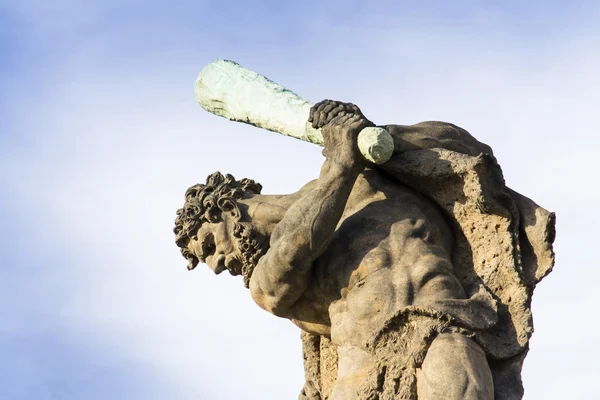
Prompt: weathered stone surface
<box><xmin>176</xmin><ymin>90</ymin><xmax>555</xmax><ymax>399</ymax></box>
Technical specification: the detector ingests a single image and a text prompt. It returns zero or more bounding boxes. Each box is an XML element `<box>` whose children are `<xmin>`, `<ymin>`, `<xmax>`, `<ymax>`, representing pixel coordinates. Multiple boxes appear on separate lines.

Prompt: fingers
<box><xmin>322</xmin><ymin>104</ymin><xmax>346</xmax><ymax>127</ymax></box>
<box><xmin>309</xmin><ymin>100</ymin><xmax>364</xmax><ymax>129</ymax></box>
<box><xmin>320</xmin><ymin>112</ymin><xmax>370</xmax><ymax>167</ymax></box>
<box><xmin>310</xmin><ymin>100</ymin><xmax>342</xmax><ymax>128</ymax></box>
<box><xmin>328</xmin><ymin>112</ymin><xmax>359</xmax><ymax>127</ymax></box>
<box><xmin>347</xmin><ymin>103</ymin><xmax>362</xmax><ymax>116</ymax></box>
<box><xmin>348</xmin><ymin>114</ymin><xmax>371</xmax><ymax>131</ymax></box>
<box><xmin>321</xmin><ymin>114</ymin><xmax>365</xmax><ymax>145</ymax></box>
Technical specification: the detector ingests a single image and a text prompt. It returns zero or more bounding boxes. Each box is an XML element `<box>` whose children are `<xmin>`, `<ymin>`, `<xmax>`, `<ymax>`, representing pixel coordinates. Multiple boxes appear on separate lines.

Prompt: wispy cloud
<box><xmin>2</xmin><ymin>1</ymin><xmax>599</xmax><ymax>399</ymax></box>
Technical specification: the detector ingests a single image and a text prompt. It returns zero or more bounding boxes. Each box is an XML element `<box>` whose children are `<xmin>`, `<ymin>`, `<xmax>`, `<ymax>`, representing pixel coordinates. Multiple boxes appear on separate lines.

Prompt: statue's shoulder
<box><xmin>384</xmin><ymin>121</ymin><xmax>493</xmax><ymax>156</ymax></box>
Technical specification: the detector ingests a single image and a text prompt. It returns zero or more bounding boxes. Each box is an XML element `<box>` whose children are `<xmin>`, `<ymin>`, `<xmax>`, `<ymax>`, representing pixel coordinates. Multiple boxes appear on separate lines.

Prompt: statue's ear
<box><xmin>218</xmin><ymin>197</ymin><xmax>242</xmax><ymax>220</ymax></box>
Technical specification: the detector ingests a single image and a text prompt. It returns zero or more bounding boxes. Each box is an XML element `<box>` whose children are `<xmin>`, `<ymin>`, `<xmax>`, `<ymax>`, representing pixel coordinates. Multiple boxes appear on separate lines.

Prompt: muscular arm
<box><xmin>250</xmin><ymin>162</ymin><xmax>360</xmax><ymax>316</ymax></box>
<box><xmin>250</xmin><ymin>102</ymin><xmax>369</xmax><ymax>317</ymax></box>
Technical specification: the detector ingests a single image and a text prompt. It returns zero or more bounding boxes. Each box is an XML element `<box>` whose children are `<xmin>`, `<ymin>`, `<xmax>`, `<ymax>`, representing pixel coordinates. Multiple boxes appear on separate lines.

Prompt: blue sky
<box><xmin>2</xmin><ymin>1</ymin><xmax>599</xmax><ymax>399</ymax></box>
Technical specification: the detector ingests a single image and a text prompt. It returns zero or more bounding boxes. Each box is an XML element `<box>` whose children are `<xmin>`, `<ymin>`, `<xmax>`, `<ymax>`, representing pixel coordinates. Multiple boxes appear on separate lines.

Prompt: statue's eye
<box><xmin>201</xmin><ymin>233</ymin><xmax>216</xmax><ymax>259</ymax></box>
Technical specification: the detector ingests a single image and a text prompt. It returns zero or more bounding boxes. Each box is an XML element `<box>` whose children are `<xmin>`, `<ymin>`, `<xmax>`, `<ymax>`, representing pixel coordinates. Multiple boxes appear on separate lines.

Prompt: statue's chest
<box><xmin>314</xmin><ymin>226</ymin><xmax>400</xmax><ymax>296</ymax></box>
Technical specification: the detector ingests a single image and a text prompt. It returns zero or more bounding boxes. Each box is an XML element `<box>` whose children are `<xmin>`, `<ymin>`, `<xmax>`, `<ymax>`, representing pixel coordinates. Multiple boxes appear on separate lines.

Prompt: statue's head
<box><xmin>174</xmin><ymin>172</ymin><xmax>266</xmax><ymax>287</ymax></box>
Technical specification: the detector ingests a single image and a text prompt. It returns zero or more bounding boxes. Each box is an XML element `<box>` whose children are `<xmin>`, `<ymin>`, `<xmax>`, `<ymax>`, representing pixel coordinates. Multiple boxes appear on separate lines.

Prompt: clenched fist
<box><xmin>309</xmin><ymin>100</ymin><xmax>374</xmax><ymax>170</ymax></box>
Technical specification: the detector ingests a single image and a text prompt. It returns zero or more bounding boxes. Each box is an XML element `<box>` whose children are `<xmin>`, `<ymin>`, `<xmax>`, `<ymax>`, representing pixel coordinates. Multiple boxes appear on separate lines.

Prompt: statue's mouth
<box><xmin>225</xmin><ymin>255</ymin><xmax>243</xmax><ymax>276</ymax></box>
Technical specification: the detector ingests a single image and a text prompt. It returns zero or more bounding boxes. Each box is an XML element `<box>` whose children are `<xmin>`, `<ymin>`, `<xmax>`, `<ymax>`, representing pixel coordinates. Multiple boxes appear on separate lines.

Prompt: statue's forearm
<box><xmin>251</xmin><ymin>160</ymin><xmax>361</xmax><ymax>315</ymax></box>
<box><xmin>278</xmin><ymin>160</ymin><xmax>360</xmax><ymax>260</ymax></box>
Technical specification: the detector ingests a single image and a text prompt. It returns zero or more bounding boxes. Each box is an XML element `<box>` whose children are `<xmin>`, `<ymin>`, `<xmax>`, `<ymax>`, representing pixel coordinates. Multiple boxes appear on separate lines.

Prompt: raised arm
<box><xmin>250</xmin><ymin>101</ymin><xmax>370</xmax><ymax>317</ymax></box>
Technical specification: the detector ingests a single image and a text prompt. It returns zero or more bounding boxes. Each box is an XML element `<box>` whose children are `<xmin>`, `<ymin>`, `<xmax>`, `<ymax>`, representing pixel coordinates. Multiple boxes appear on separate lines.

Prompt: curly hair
<box><xmin>174</xmin><ymin>172</ymin><xmax>263</xmax><ymax>276</ymax></box>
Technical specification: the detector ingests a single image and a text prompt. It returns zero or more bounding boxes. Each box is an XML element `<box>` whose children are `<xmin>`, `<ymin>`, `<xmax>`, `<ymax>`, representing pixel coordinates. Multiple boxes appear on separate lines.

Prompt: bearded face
<box><xmin>183</xmin><ymin>218</ymin><xmax>269</xmax><ymax>288</ymax></box>
<box><xmin>174</xmin><ymin>172</ymin><xmax>265</xmax><ymax>287</ymax></box>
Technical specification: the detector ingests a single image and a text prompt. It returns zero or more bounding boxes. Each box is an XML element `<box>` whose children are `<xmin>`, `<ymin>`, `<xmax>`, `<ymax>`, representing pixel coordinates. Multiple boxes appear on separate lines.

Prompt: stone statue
<box><xmin>173</xmin><ymin>62</ymin><xmax>555</xmax><ymax>399</ymax></box>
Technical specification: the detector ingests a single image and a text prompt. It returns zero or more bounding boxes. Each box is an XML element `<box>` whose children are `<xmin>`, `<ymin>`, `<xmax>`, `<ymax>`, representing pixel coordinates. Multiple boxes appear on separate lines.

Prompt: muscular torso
<box><xmin>284</xmin><ymin>168</ymin><xmax>465</xmax><ymax>347</ymax></box>
<box><xmin>241</xmin><ymin>109</ymin><xmax>495</xmax><ymax>398</ymax></box>
<box><xmin>241</xmin><ymin>111</ymin><xmax>494</xmax><ymax>397</ymax></box>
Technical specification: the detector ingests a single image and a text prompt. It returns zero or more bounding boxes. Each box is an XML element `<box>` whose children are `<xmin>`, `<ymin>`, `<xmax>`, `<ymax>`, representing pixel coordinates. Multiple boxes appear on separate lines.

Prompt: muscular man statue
<box><xmin>174</xmin><ymin>100</ymin><xmax>555</xmax><ymax>400</ymax></box>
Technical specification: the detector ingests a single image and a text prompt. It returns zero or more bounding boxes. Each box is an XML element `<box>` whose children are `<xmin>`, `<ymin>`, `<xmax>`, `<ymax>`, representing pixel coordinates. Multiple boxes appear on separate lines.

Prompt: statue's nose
<box><xmin>206</xmin><ymin>254</ymin><xmax>227</xmax><ymax>274</ymax></box>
